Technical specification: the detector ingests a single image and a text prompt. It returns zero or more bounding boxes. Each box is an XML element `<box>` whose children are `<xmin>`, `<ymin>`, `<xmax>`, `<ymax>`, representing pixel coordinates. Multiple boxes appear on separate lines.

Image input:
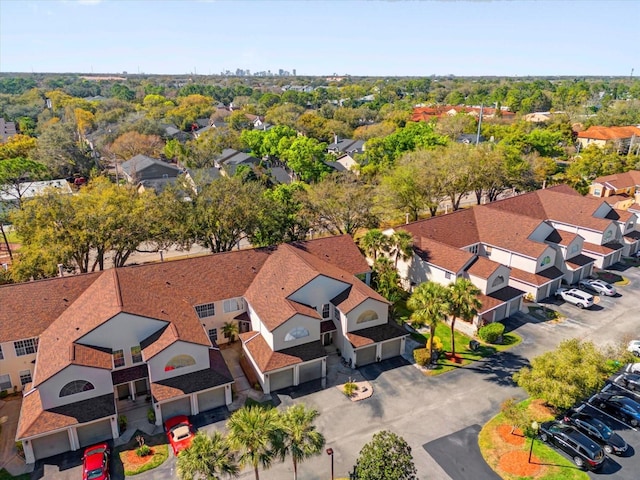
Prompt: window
<box><xmin>445</xmin><ymin>272</ymin><xmax>452</xmax><ymax>280</ymax></box>
<box><xmin>14</xmin><ymin>338</ymin><xmax>38</xmax><ymax>357</ymax></box>
<box><xmin>469</xmin><ymin>244</ymin><xmax>479</xmax><ymax>254</ymax></box>
<box><xmin>19</xmin><ymin>370</ymin><xmax>32</xmax><ymax>386</ymax></box>
<box><xmin>195</xmin><ymin>303</ymin><xmax>215</xmax><ymax>319</ymax></box>
<box><xmin>208</xmin><ymin>328</ymin><xmax>218</xmax><ymax>343</ymax></box>
<box><xmin>322</xmin><ymin>303</ymin><xmax>331</xmax><ymax>319</ymax></box>
<box><xmin>593</xmin><ymin>188</ymin><xmax>601</xmax><ymax>196</ymax></box>
<box><xmin>0</xmin><ymin>374</ymin><xmax>11</xmax><ymax>391</ymax></box>
<box><xmin>165</xmin><ymin>354</ymin><xmax>196</xmax><ymax>372</ymax></box>
<box><xmin>59</xmin><ymin>380</ymin><xmax>95</xmax><ymax>397</ymax></box>
<box><xmin>491</xmin><ymin>275</ymin><xmax>504</xmax><ymax>288</ymax></box>
<box><xmin>223</xmin><ymin>298</ymin><xmax>242</xmax><ymax>313</ymax></box>
<box><xmin>357</xmin><ymin>310</ymin><xmax>379</xmax><ymax>324</ymax></box>
<box><xmin>0</xmin><ymin>345</ymin><xmax>3</xmax><ymax>360</ymax></box>
<box><xmin>131</xmin><ymin>346</ymin><xmax>142</xmax><ymax>364</ymax></box>
<box><xmin>284</xmin><ymin>327</ymin><xmax>310</xmax><ymax>342</ymax></box>
<box><xmin>334</xmin><ymin>307</ymin><xmax>340</xmax><ymax>322</ymax></box>
<box><xmin>113</xmin><ymin>349</ymin><xmax>125</xmax><ymax>368</ymax></box>
<box><xmin>540</xmin><ymin>256</ymin><xmax>550</xmax><ymax>267</ymax></box>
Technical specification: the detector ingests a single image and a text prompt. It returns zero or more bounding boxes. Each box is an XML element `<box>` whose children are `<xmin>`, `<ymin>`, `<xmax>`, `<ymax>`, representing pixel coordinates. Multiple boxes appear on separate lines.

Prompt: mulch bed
<box><xmin>498</xmin><ymin>450</ymin><xmax>541</xmax><ymax>477</ymax></box>
<box><xmin>121</xmin><ymin>448</ymin><xmax>157</xmax><ymax>468</ymax></box>
<box><xmin>497</xmin><ymin>424</ymin><xmax>525</xmax><ymax>446</ymax></box>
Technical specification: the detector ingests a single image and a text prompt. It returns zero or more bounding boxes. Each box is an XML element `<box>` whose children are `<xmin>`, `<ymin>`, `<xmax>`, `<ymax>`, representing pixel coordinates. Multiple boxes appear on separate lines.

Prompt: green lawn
<box><xmin>411</xmin><ymin>322</ymin><xmax>522</xmax><ymax>375</ymax></box>
<box><xmin>0</xmin><ymin>469</ymin><xmax>30</xmax><ymax>480</ymax></box>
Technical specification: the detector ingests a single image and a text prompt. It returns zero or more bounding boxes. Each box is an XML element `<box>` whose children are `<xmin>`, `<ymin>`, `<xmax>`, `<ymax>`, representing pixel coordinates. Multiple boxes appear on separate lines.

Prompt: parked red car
<box><xmin>164</xmin><ymin>415</ymin><xmax>194</xmax><ymax>455</ymax></box>
<box><xmin>82</xmin><ymin>443</ymin><xmax>109</xmax><ymax>480</ymax></box>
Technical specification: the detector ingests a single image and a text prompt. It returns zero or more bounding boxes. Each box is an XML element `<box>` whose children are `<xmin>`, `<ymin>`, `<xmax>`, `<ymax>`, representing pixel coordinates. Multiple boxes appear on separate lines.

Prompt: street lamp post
<box><xmin>326</xmin><ymin>448</ymin><xmax>334</xmax><ymax>480</ymax></box>
<box><xmin>529</xmin><ymin>421</ymin><xmax>539</xmax><ymax>463</ymax></box>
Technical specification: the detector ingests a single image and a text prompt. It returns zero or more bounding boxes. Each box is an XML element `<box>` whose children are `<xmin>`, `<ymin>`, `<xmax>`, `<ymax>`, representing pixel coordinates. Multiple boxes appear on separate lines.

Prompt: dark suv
<box><xmin>539</xmin><ymin>421</ymin><xmax>605</xmax><ymax>470</ymax></box>
<box><xmin>563</xmin><ymin>411</ymin><xmax>628</xmax><ymax>455</ymax></box>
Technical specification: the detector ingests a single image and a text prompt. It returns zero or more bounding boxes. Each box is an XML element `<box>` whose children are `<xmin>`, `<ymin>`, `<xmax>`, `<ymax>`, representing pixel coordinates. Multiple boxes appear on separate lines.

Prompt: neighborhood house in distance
<box><xmin>1</xmin><ymin>235</ymin><xmax>407</xmax><ymax>463</ymax></box>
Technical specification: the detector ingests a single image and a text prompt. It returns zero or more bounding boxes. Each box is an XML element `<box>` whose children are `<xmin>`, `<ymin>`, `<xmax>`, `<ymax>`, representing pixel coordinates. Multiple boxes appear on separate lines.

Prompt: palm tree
<box><xmin>222</xmin><ymin>321</ymin><xmax>239</xmax><ymax>344</ymax></box>
<box><xmin>448</xmin><ymin>278</ymin><xmax>481</xmax><ymax>358</ymax></box>
<box><xmin>407</xmin><ymin>281</ymin><xmax>450</xmax><ymax>364</ymax></box>
<box><xmin>227</xmin><ymin>406</ymin><xmax>282</xmax><ymax>480</ymax></box>
<box><xmin>176</xmin><ymin>431</ymin><xmax>239</xmax><ymax>480</ymax></box>
<box><xmin>278</xmin><ymin>404</ymin><xmax>325</xmax><ymax>480</ymax></box>
<box><xmin>389</xmin><ymin>230</ymin><xmax>414</xmax><ymax>269</ymax></box>
<box><xmin>358</xmin><ymin>228</ymin><xmax>389</xmax><ymax>261</ymax></box>
<box><xmin>372</xmin><ymin>257</ymin><xmax>402</xmax><ymax>301</ymax></box>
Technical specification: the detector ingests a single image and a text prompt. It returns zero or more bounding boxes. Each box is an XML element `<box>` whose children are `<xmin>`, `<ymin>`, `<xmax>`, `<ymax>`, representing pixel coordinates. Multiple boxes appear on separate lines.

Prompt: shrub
<box><xmin>478</xmin><ymin>322</ymin><xmax>505</xmax><ymax>344</ymax></box>
<box><xmin>136</xmin><ymin>444</ymin><xmax>152</xmax><ymax>457</ymax></box>
<box><xmin>147</xmin><ymin>408</ymin><xmax>155</xmax><ymax>424</ymax></box>
<box><xmin>413</xmin><ymin>347</ymin><xmax>430</xmax><ymax>366</ymax></box>
<box><xmin>343</xmin><ymin>380</ymin><xmax>358</xmax><ymax>397</ymax></box>
<box><xmin>0</xmin><ymin>390</ymin><xmax>7</xmax><ymax>399</ymax></box>
<box><xmin>426</xmin><ymin>336</ymin><xmax>443</xmax><ymax>353</ymax></box>
<box><xmin>15</xmin><ymin>441</ymin><xmax>24</xmax><ymax>458</ymax></box>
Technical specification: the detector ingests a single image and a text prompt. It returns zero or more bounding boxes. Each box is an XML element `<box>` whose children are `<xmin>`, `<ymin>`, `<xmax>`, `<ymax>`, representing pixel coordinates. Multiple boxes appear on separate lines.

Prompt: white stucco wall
<box><xmin>147</xmin><ymin>342</ymin><xmax>210</xmax><ymax>383</ymax></box>
<box><xmin>484</xmin><ymin>265</ymin><xmax>511</xmax><ymax>295</ymax></box>
<box><xmin>534</xmin><ymin>246</ymin><xmax>558</xmax><ymax>274</ymax></box>
<box><xmin>0</xmin><ymin>341</ymin><xmax>37</xmax><ymax>392</ymax></box>
<box><xmin>271</xmin><ymin>314</ymin><xmax>321</xmax><ymax>351</ymax></box>
<box><xmin>288</xmin><ymin>275</ymin><xmax>350</xmax><ymax>309</ymax></box>
<box><xmin>508</xmin><ymin>252</ymin><xmax>537</xmax><ymax>271</ymax></box>
<box><xmin>198</xmin><ymin>297</ymin><xmax>246</xmax><ymax>345</ymax></box>
<box><xmin>528</xmin><ymin>222</ymin><xmax>555</xmax><ymax>242</ymax></box>
<box><xmin>38</xmin><ymin>365</ymin><xmax>113</xmax><ymax>410</ymax></box>
<box><xmin>565</xmin><ymin>236</ymin><xmax>584</xmax><ymax>260</ymax></box>
<box><xmin>344</xmin><ymin>298</ymin><xmax>388</xmax><ymax>333</ymax></box>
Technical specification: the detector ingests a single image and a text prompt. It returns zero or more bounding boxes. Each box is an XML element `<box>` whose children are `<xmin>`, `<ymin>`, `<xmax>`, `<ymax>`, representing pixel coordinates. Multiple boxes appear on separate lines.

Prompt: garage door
<box><xmin>356</xmin><ymin>345</ymin><xmax>377</xmax><ymax>366</ymax></box>
<box><xmin>493</xmin><ymin>304</ymin><xmax>507</xmax><ymax>322</ymax></box>
<box><xmin>269</xmin><ymin>369</ymin><xmax>293</xmax><ymax>392</ymax></box>
<box><xmin>197</xmin><ymin>388</ymin><xmax>225</xmax><ymax>412</ymax></box>
<box><xmin>381</xmin><ymin>339</ymin><xmax>401</xmax><ymax>360</ymax></box>
<box><xmin>31</xmin><ymin>430</ymin><xmax>71</xmax><ymax>460</ymax></box>
<box><xmin>298</xmin><ymin>361</ymin><xmax>322</xmax><ymax>384</ymax></box>
<box><xmin>160</xmin><ymin>396</ymin><xmax>191</xmax><ymax>421</ymax></box>
<box><xmin>77</xmin><ymin>419</ymin><xmax>113</xmax><ymax>448</ymax></box>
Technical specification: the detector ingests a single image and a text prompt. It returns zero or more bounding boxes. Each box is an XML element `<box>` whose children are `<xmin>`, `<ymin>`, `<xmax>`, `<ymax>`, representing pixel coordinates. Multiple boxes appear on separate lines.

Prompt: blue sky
<box><xmin>0</xmin><ymin>0</ymin><xmax>638</xmax><ymax>77</ymax></box>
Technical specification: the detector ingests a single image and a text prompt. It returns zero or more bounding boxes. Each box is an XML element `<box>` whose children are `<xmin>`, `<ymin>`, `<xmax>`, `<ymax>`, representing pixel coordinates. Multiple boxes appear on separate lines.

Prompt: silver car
<box><xmin>578</xmin><ymin>279</ymin><xmax>616</xmax><ymax>296</ymax></box>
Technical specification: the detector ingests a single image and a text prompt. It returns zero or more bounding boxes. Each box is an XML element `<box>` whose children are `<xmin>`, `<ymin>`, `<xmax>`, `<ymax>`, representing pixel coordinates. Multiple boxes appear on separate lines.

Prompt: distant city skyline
<box><xmin>0</xmin><ymin>0</ymin><xmax>638</xmax><ymax>77</ymax></box>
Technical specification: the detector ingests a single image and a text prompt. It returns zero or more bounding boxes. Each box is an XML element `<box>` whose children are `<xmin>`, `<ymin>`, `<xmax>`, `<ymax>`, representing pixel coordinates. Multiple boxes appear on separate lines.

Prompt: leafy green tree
<box><xmin>372</xmin><ymin>257</ymin><xmax>402</xmax><ymax>302</ymax></box>
<box><xmin>227</xmin><ymin>406</ymin><xmax>282</xmax><ymax>480</ymax></box>
<box><xmin>265</xmin><ymin>103</ymin><xmax>304</xmax><ymax>129</ymax></box>
<box><xmin>189</xmin><ymin>176</ymin><xmax>263</xmax><ymax>253</ymax></box>
<box><xmin>355</xmin><ymin>430</ymin><xmax>417</xmax><ymax>480</ymax></box>
<box><xmin>0</xmin><ymin>134</ymin><xmax>37</xmax><ymax>160</ymax></box>
<box><xmin>166</xmin><ymin>94</ymin><xmax>215</xmax><ymax>131</ymax></box>
<box><xmin>278</xmin><ymin>404</ymin><xmax>325</xmax><ymax>480</ymax></box>
<box><xmin>0</xmin><ymin>157</ymin><xmax>49</xmax><ymax>208</ymax></box>
<box><xmin>111</xmin><ymin>83</ymin><xmax>135</xmax><ymax>101</ymax></box>
<box><xmin>303</xmin><ymin>172</ymin><xmax>377</xmax><ymax>236</ymax></box>
<box><xmin>500</xmin><ymin>398</ymin><xmax>531</xmax><ymax>434</ymax></box>
<box><xmin>447</xmin><ymin>278</ymin><xmax>481</xmax><ymax>357</ymax></box>
<box><xmin>407</xmin><ymin>282</ymin><xmax>450</xmax><ymax>364</ymax></box>
<box><xmin>226</xmin><ymin>110</ymin><xmax>253</xmax><ymax>132</ymax></box>
<box><xmin>280</xmin><ymin>136</ymin><xmax>330</xmax><ymax>183</ymax></box>
<box><xmin>176</xmin><ymin>431</ymin><xmax>239</xmax><ymax>480</ymax></box>
<box><xmin>513</xmin><ymin>339</ymin><xmax>620</xmax><ymax>409</ymax></box>
<box><xmin>33</xmin><ymin>121</ymin><xmax>93</xmax><ymax>177</ymax></box>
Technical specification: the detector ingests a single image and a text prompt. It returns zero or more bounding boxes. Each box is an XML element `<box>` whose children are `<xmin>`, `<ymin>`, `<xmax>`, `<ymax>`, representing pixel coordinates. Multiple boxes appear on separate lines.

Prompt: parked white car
<box><xmin>628</xmin><ymin>340</ymin><xmax>640</xmax><ymax>357</ymax></box>
<box><xmin>578</xmin><ymin>279</ymin><xmax>616</xmax><ymax>296</ymax></box>
<box><xmin>555</xmin><ymin>288</ymin><xmax>594</xmax><ymax>309</ymax></box>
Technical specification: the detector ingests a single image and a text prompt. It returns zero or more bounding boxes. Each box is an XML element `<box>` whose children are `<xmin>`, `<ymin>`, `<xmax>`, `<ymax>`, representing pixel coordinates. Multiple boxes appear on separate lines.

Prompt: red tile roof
<box><xmin>291</xmin><ymin>235</ymin><xmax>371</xmax><ymax>275</ymax></box>
<box><xmin>239</xmin><ymin>332</ymin><xmax>326</xmax><ymax>373</ymax></box>
<box><xmin>577</xmin><ymin>125</ymin><xmax>640</xmax><ymax>141</ymax></box>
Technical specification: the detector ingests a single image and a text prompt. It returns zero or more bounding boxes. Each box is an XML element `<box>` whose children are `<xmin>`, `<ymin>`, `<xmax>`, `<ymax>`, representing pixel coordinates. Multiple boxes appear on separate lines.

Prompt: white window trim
<box><xmin>14</xmin><ymin>338</ymin><xmax>38</xmax><ymax>357</ymax></box>
<box><xmin>19</xmin><ymin>370</ymin><xmax>32</xmax><ymax>386</ymax></box>
<box><xmin>195</xmin><ymin>302</ymin><xmax>216</xmax><ymax>319</ymax></box>
<box><xmin>113</xmin><ymin>349</ymin><xmax>125</xmax><ymax>369</ymax></box>
<box><xmin>0</xmin><ymin>374</ymin><xmax>11</xmax><ymax>391</ymax></box>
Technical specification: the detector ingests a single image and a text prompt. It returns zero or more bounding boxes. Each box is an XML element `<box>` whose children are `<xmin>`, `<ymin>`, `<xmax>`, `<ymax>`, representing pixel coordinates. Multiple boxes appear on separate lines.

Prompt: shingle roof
<box><xmin>121</xmin><ymin>155</ymin><xmax>182</xmax><ymax>177</ymax></box>
<box><xmin>592</xmin><ymin>171</ymin><xmax>640</xmax><ymax>190</ymax></box>
<box><xmin>415</xmin><ymin>237</ymin><xmax>474</xmax><ymax>273</ymax></box>
<box><xmin>17</xmin><ymin>392</ymin><xmax>115</xmax><ymax>439</ymax></box>
<box><xmin>509</xmin><ymin>266</ymin><xmax>563</xmax><ymax>286</ymax></box>
<box><xmin>346</xmin><ymin>323</ymin><xmax>407</xmax><ymax>349</ymax></box>
<box><xmin>466</xmin><ymin>256</ymin><xmax>503</xmax><ymax>279</ymax></box>
<box><xmin>290</xmin><ymin>235</ymin><xmax>371</xmax><ymax>275</ymax></box>
<box><xmin>239</xmin><ymin>333</ymin><xmax>326</xmax><ymax>373</ymax></box>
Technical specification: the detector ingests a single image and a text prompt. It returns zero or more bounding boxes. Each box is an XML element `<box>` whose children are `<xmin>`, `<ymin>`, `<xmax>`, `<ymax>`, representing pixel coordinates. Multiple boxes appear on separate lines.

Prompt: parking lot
<box><xmin>16</xmin><ymin>262</ymin><xmax>640</xmax><ymax>479</ymax></box>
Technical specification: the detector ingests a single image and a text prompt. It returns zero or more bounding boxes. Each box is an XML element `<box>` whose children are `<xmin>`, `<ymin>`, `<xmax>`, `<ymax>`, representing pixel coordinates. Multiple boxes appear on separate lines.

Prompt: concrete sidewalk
<box><xmin>0</xmin><ymin>397</ymin><xmax>33</xmax><ymax>476</ymax></box>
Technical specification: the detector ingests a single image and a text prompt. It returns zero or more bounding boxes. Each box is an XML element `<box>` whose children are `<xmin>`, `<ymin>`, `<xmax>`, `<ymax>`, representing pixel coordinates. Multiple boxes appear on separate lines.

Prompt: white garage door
<box><xmin>32</xmin><ymin>430</ymin><xmax>71</xmax><ymax>460</ymax></box>
<box><xmin>298</xmin><ymin>361</ymin><xmax>322</xmax><ymax>384</ymax></box>
<box><xmin>381</xmin><ymin>339</ymin><xmax>401</xmax><ymax>360</ymax></box>
<box><xmin>269</xmin><ymin>369</ymin><xmax>293</xmax><ymax>392</ymax></box>
<box><xmin>356</xmin><ymin>345</ymin><xmax>377</xmax><ymax>366</ymax></box>
<box><xmin>197</xmin><ymin>388</ymin><xmax>225</xmax><ymax>412</ymax></box>
<box><xmin>77</xmin><ymin>419</ymin><xmax>113</xmax><ymax>448</ymax></box>
<box><xmin>160</xmin><ymin>396</ymin><xmax>191</xmax><ymax>421</ymax></box>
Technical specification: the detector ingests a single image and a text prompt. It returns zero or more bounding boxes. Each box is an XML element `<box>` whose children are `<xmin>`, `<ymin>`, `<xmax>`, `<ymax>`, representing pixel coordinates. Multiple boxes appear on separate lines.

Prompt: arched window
<box><xmin>165</xmin><ymin>354</ymin><xmax>196</xmax><ymax>372</ymax></box>
<box><xmin>491</xmin><ymin>275</ymin><xmax>504</xmax><ymax>288</ymax></box>
<box><xmin>59</xmin><ymin>380</ymin><xmax>95</xmax><ymax>397</ymax></box>
<box><xmin>357</xmin><ymin>310</ymin><xmax>378</xmax><ymax>324</ymax></box>
<box><xmin>284</xmin><ymin>327</ymin><xmax>309</xmax><ymax>342</ymax></box>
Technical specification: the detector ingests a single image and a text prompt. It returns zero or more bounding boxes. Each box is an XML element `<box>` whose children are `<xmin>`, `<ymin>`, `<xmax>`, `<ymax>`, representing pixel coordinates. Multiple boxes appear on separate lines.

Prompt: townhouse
<box><xmin>1</xmin><ymin>235</ymin><xmax>406</xmax><ymax>463</ymax></box>
<box><xmin>395</xmin><ymin>186</ymin><xmax>639</xmax><ymax>325</ymax></box>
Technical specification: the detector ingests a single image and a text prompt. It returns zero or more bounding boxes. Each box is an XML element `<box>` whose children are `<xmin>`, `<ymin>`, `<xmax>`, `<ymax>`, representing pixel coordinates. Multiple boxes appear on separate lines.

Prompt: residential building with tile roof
<box><xmin>589</xmin><ymin>170</ymin><xmax>640</xmax><ymax>211</ymax></box>
<box><xmin>2</xmin><ymin>234</ymin><xmax>404</xmax><ymax>463</ymax></box>
<box><xmin>392</xmin><ymin>185</ymin><xmax>639</xmax><ymax>324</ymax></box>
<box><xmin>577</xmin><ymin>125</ymin><xmax>640</xmax><ymax>154</ymax></box>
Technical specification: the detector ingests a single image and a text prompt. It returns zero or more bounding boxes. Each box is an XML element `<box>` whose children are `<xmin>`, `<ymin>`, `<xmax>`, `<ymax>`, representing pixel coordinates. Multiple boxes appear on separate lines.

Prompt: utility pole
<box><xmin>475</xmin><ymin>104</ymin><xmax>484</xmax><ymax>146</ymax></box>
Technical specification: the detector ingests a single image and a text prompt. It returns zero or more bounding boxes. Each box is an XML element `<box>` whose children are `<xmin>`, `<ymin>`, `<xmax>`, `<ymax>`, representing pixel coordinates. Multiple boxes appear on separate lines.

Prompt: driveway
<box><xmin>27</xmin><ymin>263</ymin><xmax>640</xmax><ymax>479</ymax></box>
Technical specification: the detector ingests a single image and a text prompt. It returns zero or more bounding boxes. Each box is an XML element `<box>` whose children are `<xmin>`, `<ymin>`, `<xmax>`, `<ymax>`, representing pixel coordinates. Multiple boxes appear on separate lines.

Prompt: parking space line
<box><xmin>585</xmin><ymin>395</ymin><xmax>639</xmax><ymax>431</ymax></box>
